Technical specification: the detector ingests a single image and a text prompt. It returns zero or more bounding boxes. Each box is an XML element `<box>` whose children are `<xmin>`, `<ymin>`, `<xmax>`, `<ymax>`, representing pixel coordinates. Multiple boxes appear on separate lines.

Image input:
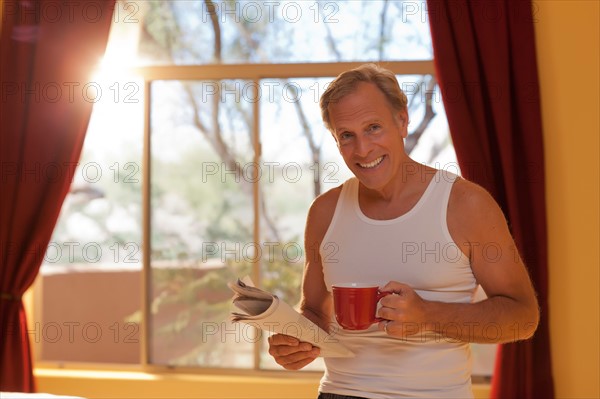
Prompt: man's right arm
<box><xmin>299</xmin><ymin>186</ymin><xmax>341</xmax><ymax>331</ymax></box>
<box><xmin>267</xmin><ymin>186</ymin><xmax>341</xmax><ymax>370</ymax></box>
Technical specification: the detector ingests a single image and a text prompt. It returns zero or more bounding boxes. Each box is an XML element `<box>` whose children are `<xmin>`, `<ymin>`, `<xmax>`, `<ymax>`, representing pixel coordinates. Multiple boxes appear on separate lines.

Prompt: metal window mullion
<box><xmin>251</xmin><ymin>79</ymin><xmax>261</xmax><ymax>370</ymax></box>
<box><xmin>141</xmin><ymin>79</ymin><xmax>152</xmax><ymax>368</ymax></box>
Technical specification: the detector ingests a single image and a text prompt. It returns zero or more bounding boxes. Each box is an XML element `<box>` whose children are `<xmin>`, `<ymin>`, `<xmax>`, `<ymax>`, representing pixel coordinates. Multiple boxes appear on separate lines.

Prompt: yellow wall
<box><xmin>33</xmin><ymin>1</ymin><xmax>600</xmax><ymax>398</ymax></box>
<box><xmin>534</xmin><ymin>1</ymin><xmax>600</xmax><ymax>398</ymax></box>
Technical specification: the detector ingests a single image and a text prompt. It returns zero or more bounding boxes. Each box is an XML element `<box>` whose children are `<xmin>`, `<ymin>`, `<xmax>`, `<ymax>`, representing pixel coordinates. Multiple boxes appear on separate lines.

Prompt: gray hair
<box><xmin>320</xmin><ymin>63</ymin><xmax>408</xmax><ymax>132</ymax></box>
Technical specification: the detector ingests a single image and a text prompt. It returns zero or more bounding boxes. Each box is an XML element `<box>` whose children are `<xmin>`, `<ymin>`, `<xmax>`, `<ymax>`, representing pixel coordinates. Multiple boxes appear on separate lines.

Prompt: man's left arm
<box><xmin>378</xmin><ymin>179</ymin><xmax>540</xmax><ymax>343</ymax></box>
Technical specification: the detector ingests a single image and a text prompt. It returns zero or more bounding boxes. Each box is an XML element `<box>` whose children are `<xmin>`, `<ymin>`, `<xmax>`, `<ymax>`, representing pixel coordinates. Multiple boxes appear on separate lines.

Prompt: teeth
<box><xmin>359</xmin><ymin>156</ymin><xmax>384</xmax><ymax>169</ymax></box>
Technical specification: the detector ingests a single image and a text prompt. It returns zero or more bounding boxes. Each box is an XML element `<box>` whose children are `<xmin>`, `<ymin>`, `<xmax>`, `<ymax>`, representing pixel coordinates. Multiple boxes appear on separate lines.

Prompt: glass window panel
<box><xmin>149</xmin><ymin>79</ymin><xmax>255</xmax><ymax>367</ymax></box>
<box><xmin>38</xmin><ymin>75</ymin><xmax>144</xmax><ymax>364</ymax></box>
<box><xmin>257</xmin><ymin>77</ymin><xmax>353</xmax><ymax>295</ymax></box>
<box><xmin>399</xmin><ymin>74</ymin><xmax>460</xmax><ymax>172</ymax></box>
<box><xmin>257</xmin><ymin>77</ymin><xmax>352</xmax><ymax>370</ymax></box>
<box><xmin>123</xmin><ymin>0</ymin><xmax>433</xmax><ymax>66</ymax></box>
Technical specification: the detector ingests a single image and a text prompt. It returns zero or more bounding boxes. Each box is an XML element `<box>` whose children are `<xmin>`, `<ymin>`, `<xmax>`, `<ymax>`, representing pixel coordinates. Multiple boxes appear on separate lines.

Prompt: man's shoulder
<box><xmin>448</xmin><ymin>176</ymin><xmax>508</xmax><ymax>241</ymax></box>
<box><xmin>309</xmin><ymin>183</ymin><xmax>344</xmax><ymax>218</ymax></box>
<box><xmin>449</xmin><ymin>177</ymin><xmax>499</xmax><ymax>213</ymax></box>
<box><xmin>305</xmin><ymin>182</ymin><xmax>347</xmax><ymax>242</ymax></box>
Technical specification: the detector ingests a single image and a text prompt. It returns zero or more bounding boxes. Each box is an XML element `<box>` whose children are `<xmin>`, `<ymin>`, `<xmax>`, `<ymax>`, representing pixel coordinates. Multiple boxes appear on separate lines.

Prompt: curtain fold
<box><xmin>0</xmin><ymin>0</ymin><xmax>115</xmax><ymax>391</ymax></box>
<box><xmin>426</xmin><ymin>1</ymin><xmax>554</xmax><ymax>397</ymax></box>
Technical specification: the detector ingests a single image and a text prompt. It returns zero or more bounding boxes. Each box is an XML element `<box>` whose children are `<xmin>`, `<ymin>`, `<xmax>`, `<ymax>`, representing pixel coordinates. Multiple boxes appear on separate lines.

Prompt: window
<box><xmin>36</xmin><ymin>0</ymin><xmax>493</xmax><ymax>379</ymax></box>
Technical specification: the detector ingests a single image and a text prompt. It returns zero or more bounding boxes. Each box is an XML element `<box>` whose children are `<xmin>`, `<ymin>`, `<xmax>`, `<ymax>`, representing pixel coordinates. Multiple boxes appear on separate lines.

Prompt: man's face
<box><xmin>328</xmin><ymin>82</ymin><xmax>408</xmax><ymax>191</ymax></box>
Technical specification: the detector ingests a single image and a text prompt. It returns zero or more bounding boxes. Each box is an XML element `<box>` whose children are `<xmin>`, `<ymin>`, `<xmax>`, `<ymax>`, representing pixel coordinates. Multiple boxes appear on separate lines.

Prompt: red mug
<box><xmin>332</xmin><ymin>283</ymin><xmax>391</xmax><ymax>330</ymax></box>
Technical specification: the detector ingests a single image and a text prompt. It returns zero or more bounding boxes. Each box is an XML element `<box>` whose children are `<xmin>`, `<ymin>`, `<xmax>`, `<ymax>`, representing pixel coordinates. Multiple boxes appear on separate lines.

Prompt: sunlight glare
<box><xmin>91</xmin><ymin>16</ymin><xmax>142</xmax><ymax>84</ymax></box>
<box><xmin>84</xmin><ymin>18</ymin><xmax>144</xmax><ymax>164</ymax></box>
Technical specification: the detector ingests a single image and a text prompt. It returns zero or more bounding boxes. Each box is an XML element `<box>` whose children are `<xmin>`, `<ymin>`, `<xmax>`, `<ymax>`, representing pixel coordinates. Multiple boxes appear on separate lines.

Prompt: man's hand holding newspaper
<box><xmin>228</xmin><ymin>277</ymin><xmax>353</xmax><ymax>358</ymax></box>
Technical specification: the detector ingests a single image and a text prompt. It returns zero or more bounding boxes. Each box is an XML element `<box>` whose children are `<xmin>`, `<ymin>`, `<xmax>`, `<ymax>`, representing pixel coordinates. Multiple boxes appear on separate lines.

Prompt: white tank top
<box><xmin>319</xmin><ymin>170</ymin><xmax>478</xmax><ymax>398</ymax></box>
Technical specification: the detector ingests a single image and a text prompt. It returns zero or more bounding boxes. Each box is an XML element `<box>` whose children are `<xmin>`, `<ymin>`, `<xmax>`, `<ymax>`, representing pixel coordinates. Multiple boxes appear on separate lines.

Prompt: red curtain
<box><xmin>426</xmin><ymin>1</ymin><xmax>554</xmax><ymax>397</ymax></box>
<box><xmin>0</xmin><ymin>0</ymin><xmax>115</xmax><ymax>391</ymax></box>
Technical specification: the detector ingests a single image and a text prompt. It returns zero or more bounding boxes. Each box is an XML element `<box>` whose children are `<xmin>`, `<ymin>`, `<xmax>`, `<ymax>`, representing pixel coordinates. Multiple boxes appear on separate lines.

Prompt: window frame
<box><xmin>31</xmin><ymin>60</ymin><xmax>441</xmax><ymax>374</ymax></box>
<box><xmin>31</xmin><ymin>60</ymin><xmax>436</xmax><ymax>374</ymax></box>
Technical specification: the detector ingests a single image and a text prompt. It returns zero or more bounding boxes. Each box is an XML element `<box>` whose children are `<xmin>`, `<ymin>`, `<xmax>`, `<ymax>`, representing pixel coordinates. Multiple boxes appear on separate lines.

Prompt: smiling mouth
<box><xmin>358</xmin><ymin>156</ymin><xmax>384</xmax><ymax>169</ymax></box>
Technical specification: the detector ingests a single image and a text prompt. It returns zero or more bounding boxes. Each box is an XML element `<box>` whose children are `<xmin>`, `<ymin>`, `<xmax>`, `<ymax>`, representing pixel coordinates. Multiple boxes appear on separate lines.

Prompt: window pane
<box><xmin>149</xmin><ymin>80</ymin><xmax>255</xmax><ymax>367</ymax></box>
<box><xmin>257</xmin><ymin>78</ymin><xmax>352</xmax><ymax>370</ymax></box>
<box><xmin>38</xmin><ymin>76</ymin><xmax>144</xmax><ymax>364</ymax></box>
<box><xmin>399</xmin><ymin>75</ymin><xmax>459</xmax><ymax>171</ymax></box>
<box><xmin>123</xmin><ymin>0</ymin><xmax>433</xmax><ymax>66</ymax></box>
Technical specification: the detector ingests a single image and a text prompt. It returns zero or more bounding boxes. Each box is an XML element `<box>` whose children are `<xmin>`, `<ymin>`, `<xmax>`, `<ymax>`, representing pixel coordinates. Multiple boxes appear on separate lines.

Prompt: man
<box><xmin>268</xmin><ymin>64</ymin><xmax>539</xmax><ymax>398</ymax></box>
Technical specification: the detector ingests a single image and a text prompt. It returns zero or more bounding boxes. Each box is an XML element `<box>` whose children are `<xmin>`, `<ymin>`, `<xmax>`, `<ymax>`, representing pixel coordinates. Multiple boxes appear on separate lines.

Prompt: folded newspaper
<box><xmin>228</xmin><ymin>277</ymin><xmax>354</xmax><ymax>358</ymax></box>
